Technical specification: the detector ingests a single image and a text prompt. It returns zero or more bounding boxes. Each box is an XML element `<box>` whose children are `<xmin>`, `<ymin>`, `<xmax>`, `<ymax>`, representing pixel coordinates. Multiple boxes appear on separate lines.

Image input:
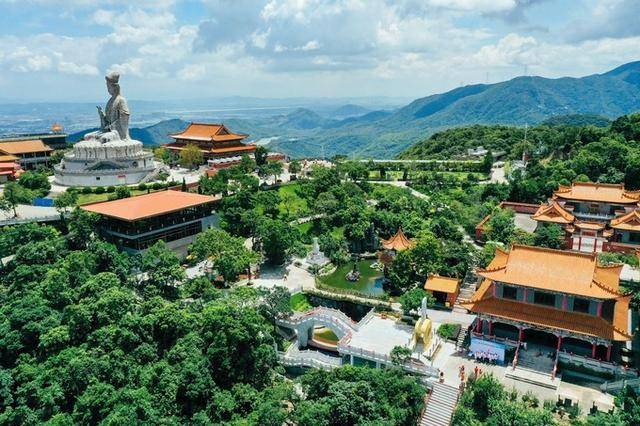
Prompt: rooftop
<box><xmin>553</xmin><ymin>181</ymin><xmax>640</xmax><ymax>205</ymax></box>
<box><xmin>81</xmin><ymin>190</ymin><xmax>218</xmax><ymax>222</ymax></box>
<box><xmin>462</xmin><ymin>279</ymin><xmax>632</xmax><ymax>341</ymax></box>
<box><xmin>610</xmin><ymin>209</ymin><xmax>640</xmax><ymax>231</ymax></box>
<box><xmin>380</xmin><ymin>227</ymin><xmax>415</xmax><ymax>251</ymax></box>
<box><xmin>0</xmin><ymin>139</ymin><xmax>53</xmax><ymax>155</ymax></box>
<box><xmin>532</xmin><ymin>201</ymin><xmax>575</xmax><ymax>224</ymax></box>
<box><xmin>424</xmin><ymin>274</ymin><xmax>460</xmax><ymax>294</ymax></box>
<box><xmin>170</xmin><ymin>122</ymin><xmax>248</xmax><ymax>143</ymax></box>
<box><xmin>478</xmin><ymin>245</ymin><xmax>624</xmax><ymax>299</ymax></box>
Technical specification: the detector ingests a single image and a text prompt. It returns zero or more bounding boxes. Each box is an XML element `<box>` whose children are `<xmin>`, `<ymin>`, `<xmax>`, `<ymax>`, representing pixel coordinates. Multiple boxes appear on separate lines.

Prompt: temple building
<box><xmin>167</xmin><ymin>123</ymin><xmax>255</xmax><ymax>167</ymax></box>
<box><xmin>462</xmin><ymin>245</ymin><xmax>633</xmax><ymax>372</ymax></box>
<box><xmin>0</xmin><ymin>162</ymin><xmax>23</xmax><ymax>183</ymax></box>
<box><xmin>82</xmin><ymin>190</ymin><xmax>219</xmax><ymax>256</ymax></box>
<box><xmin>424</xmin><ymin>274</ymin><xmax>460</xmax><ymax>308</ymax></box>
<box><xmin>533</xmin><ymin>181</ymin><xmax>640</xmax><ymax>253</ymax></box>
<box><xmin>0</xmin><ymin>139</ymin><xmax>53</xmax><ymax>170</ymax></box>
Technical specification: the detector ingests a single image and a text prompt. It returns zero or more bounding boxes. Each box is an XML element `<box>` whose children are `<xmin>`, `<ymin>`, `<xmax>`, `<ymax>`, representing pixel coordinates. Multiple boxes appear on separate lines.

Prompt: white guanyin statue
<box><xmin>54</xmin><ymin>71</ymin><xmax>160</xmax><ymax>187</ymax></box>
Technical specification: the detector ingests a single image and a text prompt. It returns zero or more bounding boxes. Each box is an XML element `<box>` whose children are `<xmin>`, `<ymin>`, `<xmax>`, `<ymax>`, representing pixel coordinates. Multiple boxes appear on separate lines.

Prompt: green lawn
<box><xmin>290</xmin><ymin>293</ymin><xmax>312</xmax><ymax>312</ymax></box>
<box><xmin>277</xmin><ymin>183</ymin><xmax>308</xmax><ymax>217</ymax></box>
<box><xmin>313</xmin><ymin>327</ymin><xmax>339</xmax><ymax>343</ymax></box>
<box><xmin>319</xmin><ymin>259</ymin><xmax>384</xmax><ymax>295</ymax></box>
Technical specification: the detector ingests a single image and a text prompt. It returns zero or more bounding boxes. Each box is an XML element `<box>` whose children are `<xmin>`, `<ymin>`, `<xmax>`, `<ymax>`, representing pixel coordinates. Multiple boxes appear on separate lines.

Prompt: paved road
<box><xmin>368</xmin><ymin>180</ymin><xmax>429</xmax><ymax>200</ymax></box>
<box><xmin>0</xmin><ymin>204</ymin><xmax>63</xmax><ymax>226</ymax></box>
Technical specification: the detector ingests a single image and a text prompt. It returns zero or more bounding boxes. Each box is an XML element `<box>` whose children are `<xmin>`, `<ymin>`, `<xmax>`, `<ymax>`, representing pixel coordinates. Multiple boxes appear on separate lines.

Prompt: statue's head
<box><xmin>105</xmin><ymin>71</ymin><xmax>120</xmax><ymax>96</ymax></box>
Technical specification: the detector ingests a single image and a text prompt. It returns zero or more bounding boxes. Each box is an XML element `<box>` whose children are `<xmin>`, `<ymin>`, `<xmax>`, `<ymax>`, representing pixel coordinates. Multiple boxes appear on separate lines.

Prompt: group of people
<box><xmin>471</xmin><ymin>350</ymin><xmax>500</xmax><ymax>364</ymax></box>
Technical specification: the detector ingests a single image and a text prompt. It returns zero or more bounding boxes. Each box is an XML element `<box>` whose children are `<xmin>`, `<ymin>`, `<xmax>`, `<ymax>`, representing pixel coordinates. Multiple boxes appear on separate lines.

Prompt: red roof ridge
<box><xmin>570</xmin><ymin>181</ymin><xmax>624</xmax><ymax>189</ymax></box>
<box><xmin>510</xmin><ymin>243</ymin><xmax>596</xmax><ymax>259</ymax></box>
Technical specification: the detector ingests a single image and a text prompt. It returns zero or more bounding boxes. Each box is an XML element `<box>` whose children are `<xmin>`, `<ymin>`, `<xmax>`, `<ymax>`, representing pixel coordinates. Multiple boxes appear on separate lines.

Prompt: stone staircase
<box><xmin>505</xmin><ymin>348</ymin><xmax>559</xmax><ymax>390</ymax></box>
<box><xmin>419</xmin><ymin>382</ymin><xmax>461</xmax><ymax>426</ymax></box>
<box><xmin>455</xmin><ymin>326</ymin><xmax>469</xmax><ymax>349</ymax></box>
<box><xmin>453</xmin><ymin>272</ymin><xmax>477</xmax><ymax>313</ymax></box>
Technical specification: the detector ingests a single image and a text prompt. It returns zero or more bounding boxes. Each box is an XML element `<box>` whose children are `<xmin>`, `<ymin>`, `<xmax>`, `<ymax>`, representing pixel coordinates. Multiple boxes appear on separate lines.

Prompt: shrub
<box><xmin>82</xmin><ymin>187</ymin><xmax>93</xmax><ymax>194</ymax></box>
<box><xmin>437</xmin><ymin>323</ymin><xmax>460</xmax><ymax>340</ymax></box>
<box><xmin>137</xmin><ymin>183</ymin><xmax>147</xmax><ymax>191</ymax></box>
<box><xmin>94</xmin><ymin>187</ymin><xmax>105</xmax><ymax>194</ymax></box>
<box><xmin>106</xmin><ymin>186</ymin><xmax>116</xmax><ymax>193</ymax></box>
<box><xmin>152</xmin><ymin>182</ymin><xmax>163</xmax><ymax>190</ymax></box>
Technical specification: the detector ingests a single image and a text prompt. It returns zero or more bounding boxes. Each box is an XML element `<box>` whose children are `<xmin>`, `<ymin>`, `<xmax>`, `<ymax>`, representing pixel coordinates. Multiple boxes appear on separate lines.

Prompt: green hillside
<box><xmin>68</xmin><ymin>61</ymin><xmax>640</xmax><ymax>159</ymax></box>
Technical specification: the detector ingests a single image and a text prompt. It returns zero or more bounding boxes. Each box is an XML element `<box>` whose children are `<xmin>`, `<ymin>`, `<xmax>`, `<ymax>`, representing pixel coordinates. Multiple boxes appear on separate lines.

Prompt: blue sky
<box><xmin>0</xmin><ymin>0</ymin><xmax>639</xmax><ymax>102</ymax></box>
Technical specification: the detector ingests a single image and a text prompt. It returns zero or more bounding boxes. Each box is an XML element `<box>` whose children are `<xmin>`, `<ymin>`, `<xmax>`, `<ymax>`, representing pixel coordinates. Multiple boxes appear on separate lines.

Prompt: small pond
<box><xmin>318</xmin><ymin>259</ymin><xmax>385</xmax><ymax>296</ymax></box>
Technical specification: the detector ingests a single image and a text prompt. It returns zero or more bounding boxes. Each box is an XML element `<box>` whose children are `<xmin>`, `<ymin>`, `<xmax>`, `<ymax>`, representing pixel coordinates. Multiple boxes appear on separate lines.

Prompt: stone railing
<box><xmin>337</xmin><ymin>343</ymin><xmax>439</xmax><ymax>377</ymax></box>
<box><xmin>601</xmin><ymin>377</ymin><xmax>640</xmax><ymax>394</ymax></box>
<box><xmin>277</xmin><ymin>349</ymin><xmax>342</xmax><ymax>371</ymax></box>
<box><xmin>559</xmin><ymin>351</ymin><xmax>635</xmax><ymax>377</ymax></box>
<box><xmin>276</xmin><ymin>307</ymin><xmax>358</xmax><ymax>336</ymax></box>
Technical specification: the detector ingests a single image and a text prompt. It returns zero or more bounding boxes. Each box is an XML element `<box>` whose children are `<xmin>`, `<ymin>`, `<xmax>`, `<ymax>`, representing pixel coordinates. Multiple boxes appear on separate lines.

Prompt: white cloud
<box><xmin>177</xmin><ymin>63</ymin><xmax>206</xmax><ymax>81</ymax></box>
<box><xmin>473</xmin><ymin>33</ymin><xmax>538</xmax><ymax>67</ymax></box>
<box><xmin>426</xmin><ymin>0</ymin><xmax>516</xmax><ymax>12</ymax></box>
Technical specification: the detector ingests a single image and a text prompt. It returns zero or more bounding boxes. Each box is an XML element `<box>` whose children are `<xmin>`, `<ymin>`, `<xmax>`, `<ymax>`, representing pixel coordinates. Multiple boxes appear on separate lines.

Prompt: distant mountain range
<box><xmin>68</xmin><ymin>61</ymin><xmax>640</xmax><ymax>158</ymax></box>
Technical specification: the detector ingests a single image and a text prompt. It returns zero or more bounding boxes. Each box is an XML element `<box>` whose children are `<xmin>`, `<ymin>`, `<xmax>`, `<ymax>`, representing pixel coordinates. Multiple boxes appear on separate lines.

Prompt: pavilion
<box><xmin>82</xmin><ymin>190</ymin><xmax>219</xmax><ymax>256</ymax></box>
<box><xmin>462</xmin><ymin>244</ymin><xmax>633</xmax><ymax>371</ymax></box>
<box><xmin>378</xmin><ymin>227</ymin><xmax>415</xmax><ymax>265</ymax></box>
<box><xmin>532</xmin><ymin>181</ymin><xmax>640</xmax><ymax>253</ymax></box>
<box><xmin>424</xmin><ymin>274</ymin><xmax>460</xmax><ymax>308</ymax></box>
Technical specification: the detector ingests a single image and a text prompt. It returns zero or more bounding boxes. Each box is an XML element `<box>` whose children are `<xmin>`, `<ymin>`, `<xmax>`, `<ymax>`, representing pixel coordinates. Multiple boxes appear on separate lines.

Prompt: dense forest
<box><xmin>400</xmin><ymin>113</ymin><xmax>640</xmax><ymax>202</ymax></box>
<box><xmin>0</xmin><ymin>221</ymin><xmax>424</xmax><ymax>425</ymax></box>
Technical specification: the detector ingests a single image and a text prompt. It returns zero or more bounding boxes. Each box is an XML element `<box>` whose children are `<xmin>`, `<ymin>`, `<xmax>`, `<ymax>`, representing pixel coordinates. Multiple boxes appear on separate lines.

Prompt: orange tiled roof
<box><xmin>0</xmin><ymin>154</ymin><xmax>19</xmax><ymax>162</ymax></box>
<box><xmin>553</xmin><ymin>181</ymin><xmax>640</xmax><ymax>205</ymax></box>
<box><xmin>170</xmin><ymin>123</ymin><xmax>248</xmax><ymax>143</ymax></box>
<box><xmin>477</xmin><ymin>244</ymin><xmax>623</xmax><ymax>299</ymax></box>
<box><xmin>0</xmin><ymin>139</ymin><xmax>53</xmax><ymax>155</ymax></box>
<box><xmin>424</xmin><ymin>274</ymin><xmax>460</xmax><ymax>294</ymax></box>
<box><xmin>380</xmin><ymin>227</ymin><xmax>415</xmax><ymax>251</ymax></box>
<box><xmin>610</xmin><ymin>210</ymin><xmax>640</xmax><ymax>231</ymax></box>
<box><xmin>81</xmin><ymin>190</ymin><xmax>218</xmax><ymax>221</ymax></box>
<box><xmin>574</xmin><ymin>221</ymin><xmax>606</xmax><ymax>231</ymax></box>
<box><xmin>532</xmin><ymin>201</ymin><xmax>575</xmax><ymax>224</ymax></box>
<box><xmin>461</xmin><ymin>279</ymin><xmax>632</xmax><ymax>341</ymax></box>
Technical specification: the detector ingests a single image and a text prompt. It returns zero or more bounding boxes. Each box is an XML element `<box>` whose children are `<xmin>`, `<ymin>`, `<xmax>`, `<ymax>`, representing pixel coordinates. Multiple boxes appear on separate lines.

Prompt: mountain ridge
<box><xmin>66</xmin><ymin>61</ymin><xmax>640</xmax><ymax>159</ymax></box>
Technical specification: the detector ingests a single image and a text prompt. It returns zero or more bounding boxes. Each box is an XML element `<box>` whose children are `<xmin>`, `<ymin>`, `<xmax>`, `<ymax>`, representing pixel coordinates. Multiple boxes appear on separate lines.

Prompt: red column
<box><xmin>556</xmin><ymin>335</ymin><xmax>563</xmax><ymax>351</ymax></box>
<box><xmin>562</xmin><ymin>295</ymin><xmax>568</xmax><ymax>310</ymax></box>
<box><xmin>578</xmin><ymin>236</ymin><xmax>582</xmax><ymax>251</ymax></box>
<box><xmin>592</xmin><ymin>343</ymin><xmax>597</xmax><ymax>358</ymax></box>
<box><xmin>606</xmin><ymin>344</ymin><xmax>612</xmax><ymax>362</ymax></box>
<box><xmin>476</xmin><ymin>318</ymin><xmax>482</xmax><ymax>333</ymax></box>
<box><xmin>488</xmin><ymin>320</ymin><xmax>494</xmax><ymax>336</ymax></box>
<box><xmin>522</xmin><ymin>288</ymin><xmax>528</xmax><ymax>303</ymax></box>
<box><xmin>597</xmin><ymin>302</ymin><xmax>603</xmax><ymax>317</ymax></box>
<box><xmin>518</xmin><ymin>328</ymin><xmax>524</xmax><ymax>342</ymax></box>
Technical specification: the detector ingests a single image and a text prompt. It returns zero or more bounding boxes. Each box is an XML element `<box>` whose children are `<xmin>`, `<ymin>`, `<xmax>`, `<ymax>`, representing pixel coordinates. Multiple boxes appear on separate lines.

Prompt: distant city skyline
<box><xmin>1</xmin><ymin>0</ymin><xmax>639</xmax><ymax>102</ymax></box>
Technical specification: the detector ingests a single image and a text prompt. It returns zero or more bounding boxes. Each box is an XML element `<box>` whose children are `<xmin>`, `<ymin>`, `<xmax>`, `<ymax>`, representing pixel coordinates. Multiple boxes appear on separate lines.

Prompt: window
<box><xmin>573</xmin><ymin>297</ymin><xmax>590</xmax><ymax>313</ymax></box>
<box><xmin>502</xmin><ymin>285</ymin><xmax>518</xmax><ymax>300</ymax></box>
<box><xmin>630</xmin><ymin>233</ymin><xmax>640</xmax><ymax>243</ymax></box>
<box><xmin>533</xmin><ymin>291</ymin><xmax>556</xmax><ymax>307</ymax></box>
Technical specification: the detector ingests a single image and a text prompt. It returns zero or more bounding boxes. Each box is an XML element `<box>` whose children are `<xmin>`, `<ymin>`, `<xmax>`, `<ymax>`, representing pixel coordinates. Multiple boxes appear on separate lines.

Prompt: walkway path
<box><xmin>278</xmin><ymin>344</ymin><xmax>342</xmax><ymax>370</ymax></box>
<box><xmin>419</xmin><ymin>382</ymin><xmax>461</xmax><ymax>426</ymax></box>
<box><xmin>0</xmin><ymin>204</ymin><xmax>63</xmax><ymax>226</ymax></box>
<box><xmin>368</xmin><ymin>180</ymin><xmax>429</xmax><ymax>201</ymax></box>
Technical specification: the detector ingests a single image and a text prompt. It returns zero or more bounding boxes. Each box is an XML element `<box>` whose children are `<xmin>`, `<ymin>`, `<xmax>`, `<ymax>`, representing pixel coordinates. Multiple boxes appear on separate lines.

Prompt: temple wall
<box><xmin>54</xmin><ymin>169</ymin><xmax>153</xmax><ymax>187</ymax></box>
